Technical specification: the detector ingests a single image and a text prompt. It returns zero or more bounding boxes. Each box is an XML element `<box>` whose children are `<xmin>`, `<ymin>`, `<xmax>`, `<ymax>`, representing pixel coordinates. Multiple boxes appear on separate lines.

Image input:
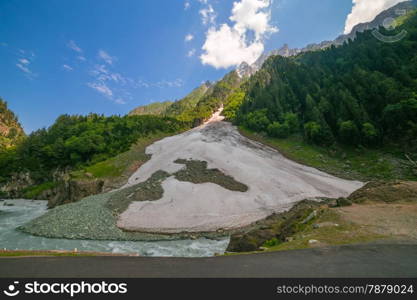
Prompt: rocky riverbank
<box><xmin>226</xmin><ymin>181</ymin><xmax>417</xmax><ymax>253</ymax></box>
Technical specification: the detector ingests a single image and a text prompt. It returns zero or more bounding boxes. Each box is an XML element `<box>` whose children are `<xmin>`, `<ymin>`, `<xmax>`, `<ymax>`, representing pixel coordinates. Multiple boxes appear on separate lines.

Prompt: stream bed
<box><xmin>0</xmin><ymin>199</ymin><xmax>229</xmax><ymax>257</ymax></box>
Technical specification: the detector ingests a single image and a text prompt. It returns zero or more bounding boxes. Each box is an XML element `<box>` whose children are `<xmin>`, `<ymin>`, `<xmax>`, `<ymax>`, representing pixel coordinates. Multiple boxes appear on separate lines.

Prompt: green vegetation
<box><xmin>164</xmin><ymin>82</ymin><xmax>211</xmax><ymax>120</ymax></box>
<box><xmin>128</xmin><ymin>82</ymin><xmax>212</xmax><ymax>123</ymax></box>
<box><xmin>71</xmin><ymin>131</ymin><xmax>177</xmax><ymax>181</ymax></box>
<box><xmin>0</xmin><ymin>71</ymin><xmax>240</xmax><ymax>198</ymax></box>
<box><xmin>222</xmin><ymin>90</ymin><xmax>245</xmax><ymax>121</ymax></box>
<box><xmin>0</xmin><ymin>114</ymin><xmax>187</xmax><ymax>187</ymax></box>
<box><xmin>232</xmin><ymin>11</ymin><xmax>417</xmax><ymax>155</ymax></box>
<box><xmin>0</xmin><ymin>98</ymin><xmax>25</xmax><ymax>150</ymax></box>
<box><xmin>22</xmin><ymin>182</ymin><xmax>58</xmax><ymax>199</ymax></box>
<box><xmin>128</xmin><ymin>101</ymin><xmax>173</xmax><ymax>116</ymax></box>
<box><xmin>176</xmin><ymin>71</ymin><xmax>241</xmax><ymax>125</ymax></box>
<box><xmin>130</xmin><ymin>73</ymin><xmax>242</xmax><ymax>126</ymax></box>
<box><xmin>239</xmin><ymin>127</ymin><xmax>417</xmax><ymax>181</ymax></box>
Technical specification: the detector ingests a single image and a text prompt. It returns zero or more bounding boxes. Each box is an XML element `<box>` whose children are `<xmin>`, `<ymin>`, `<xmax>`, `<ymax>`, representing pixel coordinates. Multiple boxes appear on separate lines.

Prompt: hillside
<box><xmin>129</xmin><ymin>72</ymin><xmax>242</xmax><ymax>126</ymax></box>
<box><xmin>128</xmin><ymin>101</ymin><xmax>173</xmax><ymax>116</ymax></box>
<box><xmin>0</xmin><ymin>113</ymin><xmax>187</xmax><ymax>199</ymax></box>
<box><xmin>246</xmin><ymin>0</ymin><xmax>417</xmax><ymax>75</ymax></box>
<box><xmin>0</xmin><ymin>98</ymin><xmax>25</xmax><ymax>150</ymax></box>
<box><xmin>228</xmin><ymin>9</ymin><xmax>417</xmax><ymax>155</ymax></box>
<box><xmin>129</xmin><ymin>82</ymin><xmax>212</xmax><ymax>119</ymax></box>
<box><xmin>163</xmin><ymin>81</ymin><xmax>212</xmax><ymax>119</ymax></box>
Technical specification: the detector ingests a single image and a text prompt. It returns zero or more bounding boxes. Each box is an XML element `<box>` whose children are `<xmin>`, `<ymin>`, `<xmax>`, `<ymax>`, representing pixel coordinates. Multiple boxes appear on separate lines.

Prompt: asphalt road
<box><xmin>1</xmin><ymin>244</ymin><xmax>417</xmax><ymax>278</ymax></box>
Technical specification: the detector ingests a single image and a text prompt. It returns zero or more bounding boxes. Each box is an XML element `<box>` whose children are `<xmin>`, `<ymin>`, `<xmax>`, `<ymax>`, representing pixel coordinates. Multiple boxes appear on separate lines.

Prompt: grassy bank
<box><xmin>239</xmin><ymin>127</ymin><xmax>417</xmax><ymax>181</ymax></box>
<box><xmin>71</xmin><ymin>131</ymin><xmax>181</xmax><ymax>182</ymax></box>
<box><xmin>260</xmin><ymin>208</ymin><xmax>386</xmax><ymax>253</ymax></box>
<box><xmin>22</xmin><ymin>182</ymin><xmax>58</xmax><ymax>199</ymax></box>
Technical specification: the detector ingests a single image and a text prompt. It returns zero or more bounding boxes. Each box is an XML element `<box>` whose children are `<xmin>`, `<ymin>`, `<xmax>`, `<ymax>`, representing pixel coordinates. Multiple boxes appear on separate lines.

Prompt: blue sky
<box><xmin>0</xmin><ymin>0</ymin><xmax>404</xmax><ymax>132</ymax></box>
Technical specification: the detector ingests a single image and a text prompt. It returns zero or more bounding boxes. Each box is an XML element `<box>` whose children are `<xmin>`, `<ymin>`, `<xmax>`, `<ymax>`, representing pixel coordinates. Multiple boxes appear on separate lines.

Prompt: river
<box><xmin>0</xmin><ymin>199</ymin><xmax>229</xmax><ymax>257</ymax></box>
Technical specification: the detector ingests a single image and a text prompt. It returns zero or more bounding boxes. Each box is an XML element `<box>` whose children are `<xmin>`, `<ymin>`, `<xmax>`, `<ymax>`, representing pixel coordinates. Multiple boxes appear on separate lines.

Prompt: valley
<box><xmin>1</xmin><ymin>1</ymin><xmax>417</xmax><ymax>265</ymax></box>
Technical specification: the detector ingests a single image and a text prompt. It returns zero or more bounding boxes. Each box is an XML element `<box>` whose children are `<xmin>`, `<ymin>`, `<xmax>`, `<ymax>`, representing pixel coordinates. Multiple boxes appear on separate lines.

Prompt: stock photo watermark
<box><xmin>372</xmin><ymin>8</ymin><xmax>408</xmax><ymax>43</ymax></box>
<box><xmin>2</xmin><ymin>281</ymin><xmax>128</xmax><ymax>297</ymax></box>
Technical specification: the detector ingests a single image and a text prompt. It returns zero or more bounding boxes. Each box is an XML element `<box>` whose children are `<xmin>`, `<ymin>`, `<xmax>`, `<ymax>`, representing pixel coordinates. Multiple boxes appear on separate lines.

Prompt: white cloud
<box><xmin>184</xmin><ymin>1</ymin><xmax>190</xmax><ymax>10</ymax></box>
<box><xmin>19</xmin><ymin>58</ymin><xmax>30</xmax><ymax>65</ymax></box>
<box><xmin>201</xmin><ymin>24</ymin><xmax>264</xmax><ymax>68</ymax></box>
<box><xmin>90</xmin><ymin>64</ymin><xmax>109</xmax><ymax>76</ymax></box>
<box><xmin>188</xmin><ymin>48</ymin><xmax>196</xmax><ymax>57</ymax></box>
<box><xmin>185</xmin><ymin>34</ymin><xmax>194</xmax><ymax>42</ymax></box>
<box><xmin>344</xmin><ymin>0</ymin><xmax>409</xmax><ymax>34</ymax></box>
<box><xmin>98</xmin><ymin>49</ymin><xmax>115</xmax><ymax>65</ymax></box>
<box><xmin>230</xmin><ymin>0</ymin><xmax>277</xmax><ymax>39</ymax></box>
<box><xmin>16</xmin><ymin>63</ymin><xmax>31</xmax><ymax>74</ymax></box>
<box><xmin>67</xmin><ymin>40</ymin><xmax>83</xmax><ymax>53</ymax></box>
<box><xmin>200</xmin><ymin>0</ymin><xmax>277</xmax><ymax>69</ymax></box>
<box><xmin>87</xmin><ymin>82</ymin><xmax>113</xmax><ymax>98</ymax></box>
<box><xmin>199</xmin><ymin>4</ymin><xmax>217</xmax><ymax>25</ymax></box>
<box><xmin>16</xmin><ymin>55</ymin><xmax>36</xmax><ymax>78</ymax></box>
<box><xmin>62</xmin><ymin>64</ymin><xmax>73</xmax><ymax>71</ymax></box>
<box><xmin>87</xmin><ymin>52</ymin><xmax>183</xmax><ymax>104</ymax></box>
<box><xmin>155</xmin><ymin>79</ymin><xmax>184</xmax><ymax>88</ymax></box>
<box><xmin>77</xmin><ymin>55</ymin><xmax>86</xmax><ymax>61</ymax></box>
<box><xmin>87</xmin><ymin>64</ymin><xmax>127</xmax><ymax>103</ymax></box>
<box><xmin>132</xmin><ymin>79</ymin><xmax>150</xmax><ymax>88</ymax></box>
<box><xmin>115</xmin><ymin>98</ymin><xmax>127</xmax><ymax>104</ymax></box>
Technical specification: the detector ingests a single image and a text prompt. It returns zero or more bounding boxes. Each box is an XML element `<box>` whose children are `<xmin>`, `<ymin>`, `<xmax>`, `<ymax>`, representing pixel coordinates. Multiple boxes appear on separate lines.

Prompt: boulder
<box><xmin>48</xmin><ymin>179</ymin><xmax>104</xmax><ymax>208</ymax></box>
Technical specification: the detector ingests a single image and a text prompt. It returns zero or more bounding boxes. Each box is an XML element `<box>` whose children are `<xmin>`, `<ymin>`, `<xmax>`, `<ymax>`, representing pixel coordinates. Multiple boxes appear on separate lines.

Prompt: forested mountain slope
<box><xmin>0</xmin><ymin>113</ymin><xmax>187</xmax><ymax>198</ymax></box>
<box><xmin>230</xmin><ymin>10</ymin><xmax>417</xmax><ymax>152</ymax></box>
<box><xmin>128</xmin><ymin>82</ymin><xmax>212</xmax><ymax>119</ymax></box>
<box><xmin>128</xmin><ymin>101</ymin><xmax>173</xmax><ymax>116</ymax></box>
<box><xmin>246</xmin><ymin>0</ymin><xmax>417</xmax><ymax>77</ymax></box>
<box><xmin>129</xmin><ymin>72</ymin><xmax>242</xmax><ymax>126</ymax></box>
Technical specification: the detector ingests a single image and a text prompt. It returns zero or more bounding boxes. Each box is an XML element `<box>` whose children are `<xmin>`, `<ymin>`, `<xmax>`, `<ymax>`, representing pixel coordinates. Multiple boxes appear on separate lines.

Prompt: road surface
<box><xmin>1</xmin><ymin>244</ymin><xmax>416</xmax><ymax>278</ymax></box>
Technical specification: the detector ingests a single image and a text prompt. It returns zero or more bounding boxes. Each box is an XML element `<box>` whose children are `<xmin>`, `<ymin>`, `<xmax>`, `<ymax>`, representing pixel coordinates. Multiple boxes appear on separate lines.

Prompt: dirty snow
<box><xmin>118</xmin><ymin>108</ymin><xmax>363</xmax><ymax>233</ymax></box>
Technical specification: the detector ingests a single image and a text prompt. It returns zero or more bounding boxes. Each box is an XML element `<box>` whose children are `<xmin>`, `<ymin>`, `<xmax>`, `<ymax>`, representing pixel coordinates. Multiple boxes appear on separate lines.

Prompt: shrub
<box><xmin>244</xmin><ymin>109</ymin><xmax>270</xmax><ymax>132</ymax></box>
<box><xmin>283</xmin><ymin>113</ymin><xmax>299</xmax><ymax>133</ymax></box>
<box><xmin>362</xmin><ymin>123</ymin><xmax>379</xmax><ymax>146</ymax></box>
<box><xmin>339</xmin><ymin>121</ymin><xmax>360</xmax><ymax>145</ymax></box>
<box><xmin>264</xmin><ymin>237</ymin><xmax>281</xmax><ymax>247</ymax></box>
<box><xmin>267</xmin><ymin>122</ymin><xmax>290</xmax><ymax>138</ymax></box>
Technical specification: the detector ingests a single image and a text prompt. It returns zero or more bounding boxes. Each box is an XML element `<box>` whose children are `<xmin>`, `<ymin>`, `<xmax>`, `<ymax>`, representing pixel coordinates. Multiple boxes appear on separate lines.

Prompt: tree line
<box><xmin>0</xmin><ymin>114</ymin><xmax>186</xmax><ymax>184</ymax></box>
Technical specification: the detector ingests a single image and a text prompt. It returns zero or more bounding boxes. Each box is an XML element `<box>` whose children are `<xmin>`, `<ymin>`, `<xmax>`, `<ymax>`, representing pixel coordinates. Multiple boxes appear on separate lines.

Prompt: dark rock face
<box><xmin>226</xmin><ymin>200</ymin><xmax>324</xmax><ymax>253</ymax></box>
<box><xmin>0</xmin><ymin>172</ymin><xmax>34</xmax><ymax>198</ymax></box>
<box><xmin>48</xmin><ymin>179</ymin><xmax>104</xmax><ymax>208</ymax></box>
